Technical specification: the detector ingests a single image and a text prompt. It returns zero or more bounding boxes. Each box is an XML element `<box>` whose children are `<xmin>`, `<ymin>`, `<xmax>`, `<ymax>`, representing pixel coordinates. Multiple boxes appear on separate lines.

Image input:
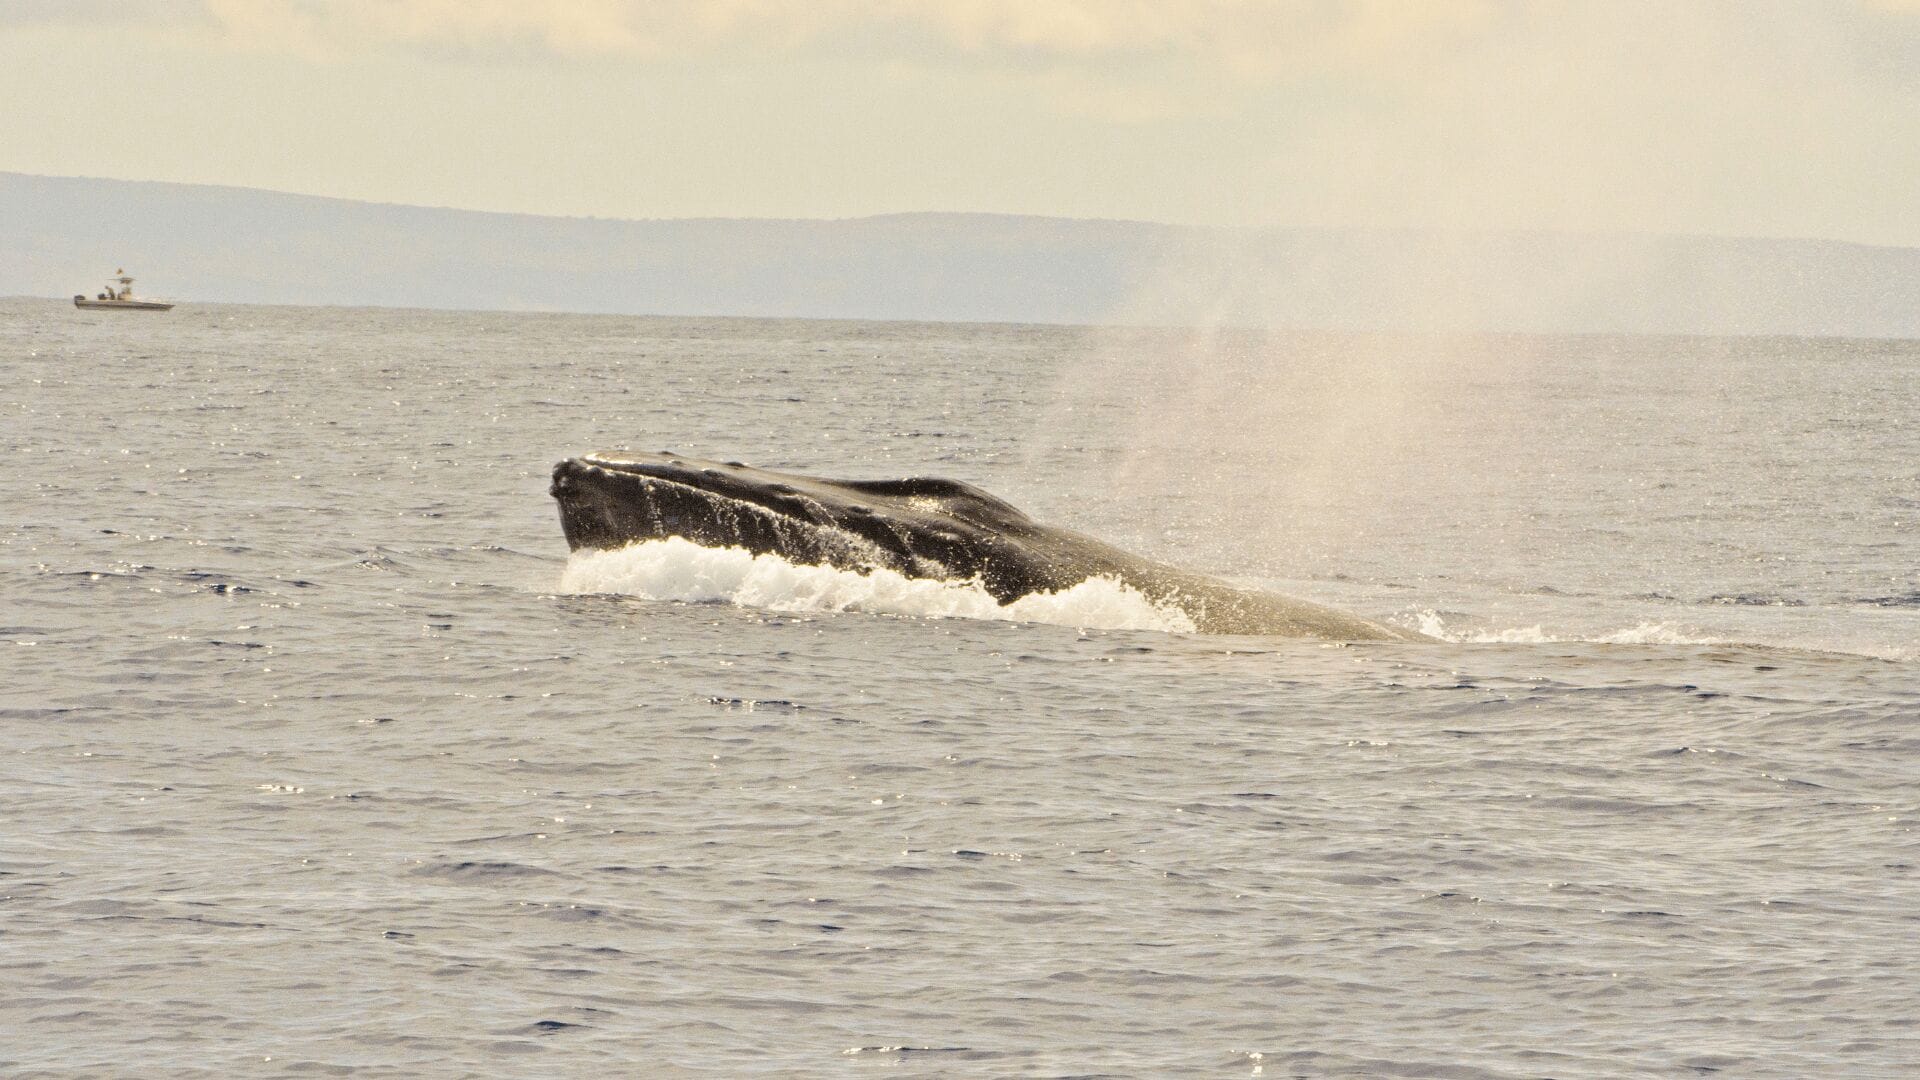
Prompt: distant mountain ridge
<box><xmin>5</xmin><ymin>171</ymin><xmax>1916</xmax><ymax>336</ymax></box>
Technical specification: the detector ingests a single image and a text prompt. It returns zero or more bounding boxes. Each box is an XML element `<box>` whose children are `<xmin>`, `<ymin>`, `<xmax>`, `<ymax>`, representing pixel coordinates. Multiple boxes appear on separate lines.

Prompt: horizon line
<box><xmin>6</xmin><ymin>294</ymin><xmax>1915</xmax><ymax>345</ymax></box>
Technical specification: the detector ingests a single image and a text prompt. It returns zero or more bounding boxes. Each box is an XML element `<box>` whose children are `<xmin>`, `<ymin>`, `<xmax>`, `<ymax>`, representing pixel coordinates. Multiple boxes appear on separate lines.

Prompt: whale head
<box><xmin>551</xmin><ymin>450</ymin><xmax>1431</xmax><ymax>640</ymax></box>
<box><xmin>550</xmin><ymin>451</ymin><xmax>1082</xmax><ymax>597</ymax></box>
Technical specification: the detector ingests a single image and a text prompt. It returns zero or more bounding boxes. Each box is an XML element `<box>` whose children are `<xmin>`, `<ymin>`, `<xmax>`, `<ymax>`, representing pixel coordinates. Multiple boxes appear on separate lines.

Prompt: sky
<box><xmin>3</xmin><ymin>1</ymin><xmax>1918</xmax><ymax>244</ymax></box>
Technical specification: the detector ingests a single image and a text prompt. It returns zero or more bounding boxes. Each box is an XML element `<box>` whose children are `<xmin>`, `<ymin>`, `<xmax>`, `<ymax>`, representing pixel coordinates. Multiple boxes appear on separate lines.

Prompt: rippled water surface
<box><xmin>3</xmin><ymin>299</ymin><xmax>1917</xmax><ymax>1077</ymax></box>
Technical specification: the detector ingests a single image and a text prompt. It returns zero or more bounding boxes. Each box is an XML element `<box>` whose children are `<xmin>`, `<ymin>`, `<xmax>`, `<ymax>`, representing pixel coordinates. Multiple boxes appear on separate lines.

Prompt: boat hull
<box><xmin>74</xmin><ymin>297</ymin><xmax>173</xmax><ymax>311</ymax></box>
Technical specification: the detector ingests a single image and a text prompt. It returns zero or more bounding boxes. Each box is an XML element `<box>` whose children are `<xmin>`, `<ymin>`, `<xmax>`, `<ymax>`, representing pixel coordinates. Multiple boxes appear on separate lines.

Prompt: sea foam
<box><xmin>1408</xmin><ymin>610</ymin><xmax>1717</xmax><ymax>646</ymax></box>
<box><xmin>559</xmin><ymin>537</ymin><xmax>1197</xmax><ymax>633</ymax></box>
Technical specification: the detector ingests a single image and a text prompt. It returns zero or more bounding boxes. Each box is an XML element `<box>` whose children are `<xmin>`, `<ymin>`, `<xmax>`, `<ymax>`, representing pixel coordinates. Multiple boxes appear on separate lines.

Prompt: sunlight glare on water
<box><xmin>1</xmin><ymin>300</ymin><xmax>1915</xmax><ymax>1077</ymax></box>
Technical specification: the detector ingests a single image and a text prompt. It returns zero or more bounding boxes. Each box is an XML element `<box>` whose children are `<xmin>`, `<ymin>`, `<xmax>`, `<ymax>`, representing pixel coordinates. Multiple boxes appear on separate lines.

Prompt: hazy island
<box><xmin>7</xmin><ymin>170</ymin><xmax>1916</xmax><ymax>337</ymax></box>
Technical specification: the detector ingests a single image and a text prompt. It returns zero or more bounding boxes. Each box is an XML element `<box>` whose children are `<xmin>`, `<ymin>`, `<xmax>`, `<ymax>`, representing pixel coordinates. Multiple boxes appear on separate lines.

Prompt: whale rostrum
<box><xmin>551</xmin><ymin>451</ymin><xmax>1429</xmax><ymax>641</ymax></box>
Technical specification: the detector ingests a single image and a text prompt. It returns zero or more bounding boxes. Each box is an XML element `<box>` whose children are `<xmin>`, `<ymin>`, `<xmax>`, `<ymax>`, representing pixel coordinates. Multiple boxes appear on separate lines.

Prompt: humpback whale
<box><xmin>551</xmin><ymin>451</ymin><xmax>1427</xmax><ymax>641</ymax></box>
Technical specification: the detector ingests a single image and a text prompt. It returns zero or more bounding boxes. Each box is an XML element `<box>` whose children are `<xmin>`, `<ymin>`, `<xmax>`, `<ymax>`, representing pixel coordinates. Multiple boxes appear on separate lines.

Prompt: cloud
<box><xmin>8</xmin><ymin>1</ymin><xmax>1913</xmax><ymax>68</ymax></box>
<box><xmin>194</xmin><ymin>0</ymin><xmax>660</xmax><ymax>57</ymax></box>
<box><xmin>0</xmin><ymin>0</ymin><xmax>192</xmax><ymax>25</ymax></box>
<box><xmin>30</xmin><ymin>0</ymin><xmax>1501</xmax><ymax>76</ymax></box>
<box><xmin>5</xmin><ymin>0</ymin><xmax>1912</xmax><ymax>240</ymax></box>
<box><xmin>22</xmin><ymin>3</ymin><xmax>1912</xmax><ymax>115</ymax></box>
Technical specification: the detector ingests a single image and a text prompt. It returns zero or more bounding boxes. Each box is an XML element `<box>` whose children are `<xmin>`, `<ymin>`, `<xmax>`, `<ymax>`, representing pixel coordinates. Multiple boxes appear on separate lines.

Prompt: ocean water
<box><xmin>2</xmin><ymin>298</ymin><xmax>1916</xmax><ymax>1077</ymax></box>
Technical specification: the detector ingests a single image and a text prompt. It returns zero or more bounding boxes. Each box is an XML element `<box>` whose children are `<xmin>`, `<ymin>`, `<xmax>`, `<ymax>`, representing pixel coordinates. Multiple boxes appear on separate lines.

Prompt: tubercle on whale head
<box><xmin>549</xmin><ymin>451</ymin><xmax>1055</xmax><ymax>592</ymax></box>
<box><xmin>550</xmin><ymin>452</ymin><xmax>957</xmax><ymax>573</ymax></box>
<box><xmin>552</xmin><ymin>454</ymin><xmax>824</xmax><ymax>554</ymax></box>
<box><xmin>568</xmin><ymin>452</ymin><xmax>1031</xmax><ymax>521</ymax></box>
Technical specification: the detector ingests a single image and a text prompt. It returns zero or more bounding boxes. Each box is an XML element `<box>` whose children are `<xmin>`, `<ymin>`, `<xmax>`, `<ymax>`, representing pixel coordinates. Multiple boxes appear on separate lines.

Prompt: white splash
<box><xmin>559</xmin><ymin>537</ymin><xmax>1197</xmax><ymax>633</ymax></box>
<box><xmin>1596</xmin><ymin>621</ymin><xmax>1720</xmax><ymax>646</ymax></box>
<box><xmin>1408</xmin><ymin>609</ymin><xmax>1717</xmax><ymax>646</ymax></box>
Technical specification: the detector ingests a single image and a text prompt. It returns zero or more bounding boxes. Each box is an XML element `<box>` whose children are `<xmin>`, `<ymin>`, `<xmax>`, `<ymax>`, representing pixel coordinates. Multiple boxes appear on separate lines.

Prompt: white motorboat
<box><xmin>74</xmin><ymin>270</ymin><xmax>174</xmax><ymax>311</ymax></box>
